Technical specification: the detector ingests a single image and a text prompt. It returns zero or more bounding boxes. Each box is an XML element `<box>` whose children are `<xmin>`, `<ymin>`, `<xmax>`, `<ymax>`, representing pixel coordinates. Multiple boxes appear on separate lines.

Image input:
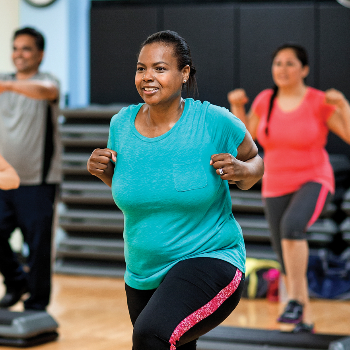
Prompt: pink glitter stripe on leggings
<box><xmin>307</xmin><ymin>185</ymin><xmax>329</xmax><ymax>228</ymax></box>
<box><xmin>168</xmin><ymin>268</ymin><xmax>242</xmax><ymax>350</ymax></box>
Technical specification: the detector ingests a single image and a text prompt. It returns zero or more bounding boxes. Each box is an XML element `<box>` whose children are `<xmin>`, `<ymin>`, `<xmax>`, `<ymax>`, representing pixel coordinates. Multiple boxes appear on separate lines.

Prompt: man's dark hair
<box><xmin>14</xmin><ymin>27</ymin><xmax>45</xmax><ymax>51</ymax></box>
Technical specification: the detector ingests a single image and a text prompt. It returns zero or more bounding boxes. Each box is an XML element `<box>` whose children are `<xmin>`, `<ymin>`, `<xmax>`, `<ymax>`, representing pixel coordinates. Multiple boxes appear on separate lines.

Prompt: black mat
<box><xmin>198</xmin><ymin>326</ymin><xmax>349</xmax><ymax>350</ymax></box>
<box><xmin>0</xmin><ymin>331</ymin><xmax>58</xmax><ymax>348</ymax></box>
<box><xmin>0</xmin><ymin>310</ymin><xmax>59</xmax><ymax>347</ymax></box>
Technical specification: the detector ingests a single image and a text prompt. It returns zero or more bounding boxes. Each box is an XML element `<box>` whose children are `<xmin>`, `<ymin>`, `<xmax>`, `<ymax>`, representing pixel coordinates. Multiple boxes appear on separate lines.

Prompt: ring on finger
<box><xmin>219</xmin><ymin>168</ymin><xmax>224</xmax><ymax>175</ymax></box>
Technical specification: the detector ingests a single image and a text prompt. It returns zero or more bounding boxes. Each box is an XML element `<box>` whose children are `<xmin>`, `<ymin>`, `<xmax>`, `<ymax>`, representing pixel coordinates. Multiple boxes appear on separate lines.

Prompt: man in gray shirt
<box><xmin>0</xmin><ymin>27</ymin><xmax>61</xmax><ymax>311</ymax></box>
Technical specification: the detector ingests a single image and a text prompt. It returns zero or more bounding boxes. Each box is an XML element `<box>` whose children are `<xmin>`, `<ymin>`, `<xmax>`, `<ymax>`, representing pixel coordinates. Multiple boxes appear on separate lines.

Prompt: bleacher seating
<box><xmin>55</xmin><ymin>105</ymin><xmax>126</xmax><ymax>277</ymax></box>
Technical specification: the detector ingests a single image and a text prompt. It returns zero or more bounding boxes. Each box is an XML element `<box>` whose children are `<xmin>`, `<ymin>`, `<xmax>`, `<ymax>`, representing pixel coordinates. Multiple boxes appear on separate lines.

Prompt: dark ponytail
<box><xmin>265</xmin><ymin>43</ymin><xmax>309</xmax><ymax>136</ymax></box>
<box><xmin>265</xmin><ymin>85</ymin><xmax>278</xmax><ymax>136</ymax></box>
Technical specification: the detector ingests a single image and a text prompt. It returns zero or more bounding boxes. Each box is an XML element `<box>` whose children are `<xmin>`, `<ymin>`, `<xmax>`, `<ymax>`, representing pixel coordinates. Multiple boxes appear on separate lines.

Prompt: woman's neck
<box><xmin>146</xmin><ymin>98</ymin><xmax>184</xmax><ymax>127</ymax></box>
<box><xmin>16</xmin><ymin>69</ymin><xmax>39</xmax><ymax>80</ymax></box>
<box><xmin>136</xmin><ymin>97</ymin><xmax>185</xmax><ymax>138</ymax></box>
<box><xmin>276</xmin><ymin>84</ymin><xmax>308</xmax><ymax>112</ymax></box>
<box><xmin>277</xmin><ymin>83</ymin><xmax>307</xmax><ymax>97</ymax></box>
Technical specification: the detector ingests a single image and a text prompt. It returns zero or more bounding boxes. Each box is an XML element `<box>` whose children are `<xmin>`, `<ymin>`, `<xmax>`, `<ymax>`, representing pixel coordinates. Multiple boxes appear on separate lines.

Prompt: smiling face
<box><xmin>12</xmin><ymin>34</ymin><xmax>43</xmax><ymax>76</ymax></box>
<box><xmin>135</xmin><ymin>42</ymin><xmax>189</xmax><ymax>106</ymax></box>
<box><xmin>271</xmin><ymin>48</ymin><xmax>309</xmax><ymax>89</ymax></box>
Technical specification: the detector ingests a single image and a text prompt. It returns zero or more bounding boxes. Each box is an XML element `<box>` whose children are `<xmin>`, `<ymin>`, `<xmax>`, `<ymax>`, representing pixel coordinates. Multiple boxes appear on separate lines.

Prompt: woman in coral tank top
<box><xmin>228</xmin><ymin>43</ymin><xmax>350</xmax><ymax>333</ymax></box>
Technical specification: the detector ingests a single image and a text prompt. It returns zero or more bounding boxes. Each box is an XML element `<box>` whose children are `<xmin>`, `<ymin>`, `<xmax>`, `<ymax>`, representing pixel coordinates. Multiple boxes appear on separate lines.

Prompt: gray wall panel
<box><xmin>319</xmin><ymin>3</ymin><xmax>350</xmax><ymax>156</ymax></box>
<box><xmin>319</xmin><ymin>3</ymin><xmax>350</xmax><ymax>96</ymax></box>
<box><xmin>163</xmin><ymin>4</ymin><xmax>237</xmax><ymax>109</ymax></box>
<box><xmin>90</xmin><ymin>6</ymin><xmax>158</xmax><ymax>104</ymax></box>
<box><xmin>239</xmin><ymin>4</ymin><xmax>315</xmax><ymax>108</ymax></box>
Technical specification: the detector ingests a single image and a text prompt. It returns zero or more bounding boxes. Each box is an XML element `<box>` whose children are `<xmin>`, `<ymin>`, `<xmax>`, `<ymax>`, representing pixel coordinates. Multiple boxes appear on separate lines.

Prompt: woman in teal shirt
<box><xmin>87</xmin><ymin>30</ymin><xmax>264</xmax><ymax>350</ymax></box>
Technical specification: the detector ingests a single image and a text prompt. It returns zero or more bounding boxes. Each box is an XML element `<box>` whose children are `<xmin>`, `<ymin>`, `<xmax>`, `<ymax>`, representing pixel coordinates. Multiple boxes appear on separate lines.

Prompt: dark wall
<box><xmin>90</xmin><ymin>1</ymin><xmax>350</xmax><ymax>154</ymax></box>
<box><xmin>163</xmin><ymin>4</ymin><xmax>237</xmax><ymax>108</ymax></box>
<box><xmin>90</xmin><ymin>5</ymin><xmax>159</xmax><ymax>105</ymax></box>
<box><xmin>239</xmin><ymin>3</ymin><xmax>316</xmax><ymax>104</ymax></box>
<box><xmin>318</xmin><ymin>3</ymin><xmax>350</xmax><ymax>156</ymax></box>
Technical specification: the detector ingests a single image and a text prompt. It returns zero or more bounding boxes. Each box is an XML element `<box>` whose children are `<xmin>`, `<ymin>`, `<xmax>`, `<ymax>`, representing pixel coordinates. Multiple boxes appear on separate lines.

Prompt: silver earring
<box><xmin>183</xmin><ymin>80</ymin><xmax>187</xmax><ymax>83</ymax></box>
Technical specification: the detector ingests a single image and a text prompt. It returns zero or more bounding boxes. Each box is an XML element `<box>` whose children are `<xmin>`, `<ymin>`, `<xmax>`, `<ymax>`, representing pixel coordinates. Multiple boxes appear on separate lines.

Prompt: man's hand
<box><xmin>0</xmin><ymin>81</ymin><xmax>10</xmax><ymax>94</ymax></box>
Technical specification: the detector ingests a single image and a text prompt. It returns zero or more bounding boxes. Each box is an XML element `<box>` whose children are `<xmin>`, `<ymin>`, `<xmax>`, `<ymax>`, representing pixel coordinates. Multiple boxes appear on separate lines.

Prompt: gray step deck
<box><xmin>197</xmin><ymin>326</ymin><xmax>348</xmax><ymax>350</ymax></box>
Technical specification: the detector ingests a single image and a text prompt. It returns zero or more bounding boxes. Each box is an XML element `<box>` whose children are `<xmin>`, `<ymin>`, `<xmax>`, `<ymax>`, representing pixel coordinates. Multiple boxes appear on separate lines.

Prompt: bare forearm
<box><xmin>230</xmin><ymin>104</ymin><xmax>247</xmax><ymax>125</ymax></box>
<box><xmin>234</xmin><ymin>154</ymin><xmax>264</xmax><ymax>190</ymax></box>
<box><xmin>339</xmin><ymin>100</ymin><xmax>350</xmax><ymax>142</ymax></box>
<box><xmin>0</xmin><ymin>80</ymin><xmax>58</xmax><ymax>100</ymax></box>
<box><xmin>327</xmin><ymin>94</ymin><xmax>350</xmax><ymax>144</ymax></box>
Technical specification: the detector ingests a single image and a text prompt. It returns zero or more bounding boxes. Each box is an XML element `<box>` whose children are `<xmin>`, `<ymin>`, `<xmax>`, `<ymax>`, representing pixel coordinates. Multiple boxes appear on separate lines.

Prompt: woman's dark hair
<box><xmin>139</xmin><ymin>30</ymin><xmax>198</xmax><ymax>98</ymax></box>
<box><xmin>14</xmin><ymin>27</ymin><xmax>45</xmax><ymax>51</ymax></box>
<box><xmin>265</xmin><ymin>43</ymin><xmax>309</xmax><ymax>136</ymax></box>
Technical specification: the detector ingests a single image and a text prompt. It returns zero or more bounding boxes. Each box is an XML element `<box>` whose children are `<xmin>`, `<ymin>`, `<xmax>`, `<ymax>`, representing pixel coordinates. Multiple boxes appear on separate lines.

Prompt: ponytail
<box><xmin>183</xmin><ymin>64</ymin><xmax>198</xmax><ymax>99</ymax></box>
<box><xmin>265</xmin><ymin>85</ymin><xmax>278</xmax><ymax>136</ymax></box>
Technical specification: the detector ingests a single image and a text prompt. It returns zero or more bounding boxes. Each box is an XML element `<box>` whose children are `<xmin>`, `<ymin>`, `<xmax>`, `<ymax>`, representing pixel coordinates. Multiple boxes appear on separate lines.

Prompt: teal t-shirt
<box><xmin>107</xmin><ymin>98</ymin><xmax>247</xmax><ymax>290</ymax></box>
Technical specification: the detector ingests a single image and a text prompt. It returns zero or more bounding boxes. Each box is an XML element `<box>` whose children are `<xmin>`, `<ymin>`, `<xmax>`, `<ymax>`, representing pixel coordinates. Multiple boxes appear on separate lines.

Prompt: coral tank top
<box><xmin>252</xmin><ymin>87</ymin><xmax>336</xmax><ymax>197</ymax></box>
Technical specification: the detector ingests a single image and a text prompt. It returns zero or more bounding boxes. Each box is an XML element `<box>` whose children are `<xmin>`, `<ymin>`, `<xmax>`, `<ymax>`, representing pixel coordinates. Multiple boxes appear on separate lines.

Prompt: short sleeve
<box><xmin>35</xmin><ymin>72</ymin><xmax>60</xmax><ymax>104</ymax></box>
<box><xmin>107</xmin><ymin>109</ymin><xmax>126</xmax><ymax>151</ymax></box>
<box><xmin>251</xmin><ymin>89</ymin><xmax>273</xmax><ymax>118</ymax></box>
<box><xmin>107</xmin><ymin>116</ymin><xmax>116</xmax><ymax>151</ymax></box>
<box><xmin>205</xmin><ymin>104</ymin><xmax>246</xmax><ymax>157</ymax></box>
<box><xmin>32</xmin><ymin>72</ymin><xmax>60</xmax><ymax>91</ymax></box>
<box><xmin>43</xmin><ymin>72</ymin><xmax>60</xmax><ymax>87</ymax></box>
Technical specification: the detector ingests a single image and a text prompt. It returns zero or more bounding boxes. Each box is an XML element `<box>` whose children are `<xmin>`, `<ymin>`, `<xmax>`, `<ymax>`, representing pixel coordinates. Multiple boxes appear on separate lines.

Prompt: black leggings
<box><xmin>264</xmin><ymin>182</ymin><xmax>332</xmax><ymax>274</ymax></box>
<box><xmin>125</xmin><ymin>257</ymin><xmax>245</xmax><ymax>350</ymax></box>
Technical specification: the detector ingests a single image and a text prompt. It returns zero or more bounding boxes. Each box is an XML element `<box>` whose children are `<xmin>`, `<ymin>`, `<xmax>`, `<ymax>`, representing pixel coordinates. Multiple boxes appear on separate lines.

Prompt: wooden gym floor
<box><xmin>0</xmin><ymin>273</ymin><xmax>350</xmax><ymax>350</ymax></box>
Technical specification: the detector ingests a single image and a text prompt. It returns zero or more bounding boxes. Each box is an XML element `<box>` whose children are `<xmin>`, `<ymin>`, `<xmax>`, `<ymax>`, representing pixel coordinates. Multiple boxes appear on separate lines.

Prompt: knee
<box><xmin>133</xmin><ymin>320</ymin><xmax>169</xmax><ymax>350</ymax></box>
<box><xmin>280</xmin><ymin>217</ymin><xmax>306</xmax><ymax>240</ymax></box>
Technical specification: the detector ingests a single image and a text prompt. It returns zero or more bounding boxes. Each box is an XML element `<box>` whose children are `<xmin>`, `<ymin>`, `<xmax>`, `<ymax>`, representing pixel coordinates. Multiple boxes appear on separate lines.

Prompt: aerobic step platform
<box><xmin>197</xmin><ymin>326</ymin><xmax>349</xmax><ymax>350</ymax></box>
<box><xmin>0</xmin><ymin>310</ymin><xmax>59</xmax><ymax>347</ymax></box>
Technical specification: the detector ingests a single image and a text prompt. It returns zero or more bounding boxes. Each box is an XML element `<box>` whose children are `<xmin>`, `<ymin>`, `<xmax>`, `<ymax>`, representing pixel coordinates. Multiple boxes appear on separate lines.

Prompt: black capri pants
<box><xmin>125</xmin><ymin>257</ymin><xmax>245</xmax><ymax>350</ymax></box>
<box><xmin>264</xmin><ymin>182</ymin><xmax>332</xmax><ymax>274</ymax></box>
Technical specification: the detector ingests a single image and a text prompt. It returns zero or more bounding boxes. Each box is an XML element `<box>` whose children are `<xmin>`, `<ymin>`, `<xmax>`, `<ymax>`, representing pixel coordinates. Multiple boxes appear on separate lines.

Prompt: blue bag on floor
<box><xmin>307</xmin><ymin>248</ymin><xmax>350</xmax><ymax>299</ymax></box>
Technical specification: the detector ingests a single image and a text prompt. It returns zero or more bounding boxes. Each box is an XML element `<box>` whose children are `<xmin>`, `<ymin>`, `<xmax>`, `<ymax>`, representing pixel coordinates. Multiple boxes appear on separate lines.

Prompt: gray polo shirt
<box><xmin>0</xmin><ymin>72</ymin><xmax>61</xmax><ymax>185</ymax></box>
